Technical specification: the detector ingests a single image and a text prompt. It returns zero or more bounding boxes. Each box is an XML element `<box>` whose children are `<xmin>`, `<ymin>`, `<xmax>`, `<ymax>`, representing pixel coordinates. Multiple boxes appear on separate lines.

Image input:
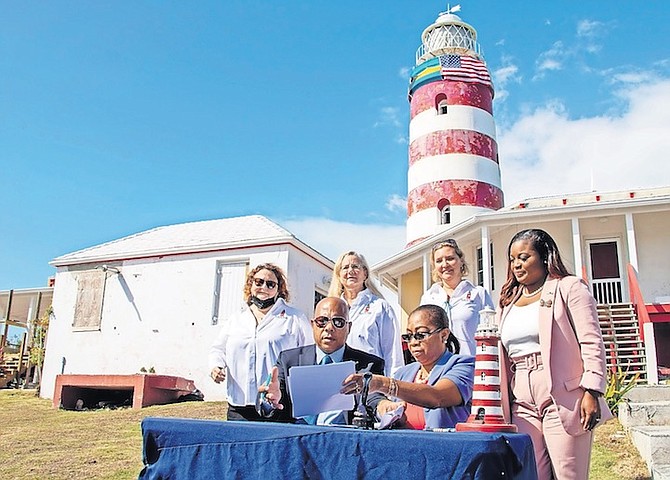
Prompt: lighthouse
<box><xmin>406</xmin><ymin>7</ymin><xmax>503</xmax><ymax>246</ymax></box>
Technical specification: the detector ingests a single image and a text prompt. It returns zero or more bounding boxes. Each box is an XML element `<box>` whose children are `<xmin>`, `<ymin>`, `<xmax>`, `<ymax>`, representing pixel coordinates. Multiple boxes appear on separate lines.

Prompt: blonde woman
<box><xmin>328</xmin><ymin>251</ymin><xmax>403</xmax><ymax>375</ymax></box>
<box><xmin>420</xmin><ymin>239</ymin><xmax>494</xmax><ymax>356</ymax></box>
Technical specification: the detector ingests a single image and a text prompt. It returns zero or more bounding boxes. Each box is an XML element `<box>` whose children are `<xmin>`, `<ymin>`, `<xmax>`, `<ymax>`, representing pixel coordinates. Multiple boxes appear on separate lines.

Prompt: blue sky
<box><xmin>2</xmin><ymin>1</ymin><xmax>670</xmax><ymax>290</ymax></box>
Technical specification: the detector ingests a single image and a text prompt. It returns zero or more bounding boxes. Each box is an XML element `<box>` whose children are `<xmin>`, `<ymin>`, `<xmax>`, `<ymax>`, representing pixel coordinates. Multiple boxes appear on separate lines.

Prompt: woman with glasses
<box><xmin>420</xmin><ymin>239</ymin><xmax>494</xmax><ymax>356</ymax></box>
<box><xmin>342</xmin><ymin>304</ymin><xmax>474</xmax><ymax>429</ymax></box>
<box><xmin>208</xmin><ymin>263</ymin><xmax>312</xmax><ymax>421</ymax></box>
<box><xmin>328</xmin><ymin>251</ymin><xmax>404</xmax><ymax>375</ymax></box>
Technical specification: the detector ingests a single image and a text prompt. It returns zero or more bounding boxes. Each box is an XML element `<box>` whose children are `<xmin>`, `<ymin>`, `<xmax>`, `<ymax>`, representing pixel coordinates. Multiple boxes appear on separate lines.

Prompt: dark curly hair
<box><xmin>243</xmin><ymin>263</ymin><xmax>289</xmax><ymax>304</ymax></box>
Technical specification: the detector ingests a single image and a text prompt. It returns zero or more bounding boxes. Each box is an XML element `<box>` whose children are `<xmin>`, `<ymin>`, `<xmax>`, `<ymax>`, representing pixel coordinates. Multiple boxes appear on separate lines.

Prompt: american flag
<box><xmin>439</xmin><ymin>54</ymin><xmax>492</xmax><ymax>88</ymax></box>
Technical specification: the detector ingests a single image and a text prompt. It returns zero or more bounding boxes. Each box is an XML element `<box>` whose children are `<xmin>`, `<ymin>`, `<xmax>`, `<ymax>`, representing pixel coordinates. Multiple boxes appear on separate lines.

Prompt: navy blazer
<box><xmin>271</xmin><ymin>344</ymin><xmax>385</xmax><ymax>423</ymax></box>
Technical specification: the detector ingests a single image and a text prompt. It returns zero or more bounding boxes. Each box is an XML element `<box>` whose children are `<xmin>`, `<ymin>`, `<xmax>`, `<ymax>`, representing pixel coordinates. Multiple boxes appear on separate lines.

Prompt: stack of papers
<box><xmin>287</xmin><ymin>361</ymin><xmax>356</xmax><ymax>417</ymax></box>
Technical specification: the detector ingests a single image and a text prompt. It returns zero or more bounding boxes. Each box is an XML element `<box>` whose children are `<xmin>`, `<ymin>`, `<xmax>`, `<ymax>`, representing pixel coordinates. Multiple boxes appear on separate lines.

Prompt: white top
<box><xmin>500</xmin><ymin>301</ymin><xmax>541</xmax><ymax>358</ymax></box>
<box><xmin>345</xmin><ymin>289</ymin><xmax>404</xmax><ymax>376</ymax></box>
<box><xmin>420</xmin><ymin>279</ymin><xmax>494</xmax><ymax>356</ymax></box>
<box><xmin>208</xmin><ymin>298</ymin><xmax>313</xmax><ymax>407</ymax></box>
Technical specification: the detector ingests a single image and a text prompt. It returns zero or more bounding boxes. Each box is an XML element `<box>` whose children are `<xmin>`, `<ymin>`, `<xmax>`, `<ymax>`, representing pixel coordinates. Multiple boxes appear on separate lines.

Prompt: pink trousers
<box><xmin>511</xmin><ymin>352</ymin><xmax>593</xmax><ymax>480</ymax></box>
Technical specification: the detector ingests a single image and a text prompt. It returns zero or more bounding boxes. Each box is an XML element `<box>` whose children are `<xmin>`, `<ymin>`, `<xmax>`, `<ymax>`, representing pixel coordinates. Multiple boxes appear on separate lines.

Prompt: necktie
<box><xmin>303</xmin><ymin>355</ymin><xmax>334</xmax><ymax>424</ymax></box>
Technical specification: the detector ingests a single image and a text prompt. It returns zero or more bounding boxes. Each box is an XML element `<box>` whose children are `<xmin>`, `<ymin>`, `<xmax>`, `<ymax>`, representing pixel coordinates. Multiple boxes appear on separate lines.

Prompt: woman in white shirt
<box><xmin>208</xmin><ymin>263</ymin><xmax>312</xmax><ymax>421</ymax></box>
<box><xmin>328</xmin><ymin>251</ymin><xmax>404</xmax><ymax>375</ymax></box>
<box><xmin>420</xmin><ymin>239</ymin><xmax>494</xmax><ymax>356</ymax></box>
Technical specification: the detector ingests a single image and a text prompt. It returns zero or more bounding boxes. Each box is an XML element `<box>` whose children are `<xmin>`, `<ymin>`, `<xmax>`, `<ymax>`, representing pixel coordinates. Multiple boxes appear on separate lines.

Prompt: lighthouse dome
<box><xmin>417</xmin><ymin>11</ymin><xmax>481</xmax><ymax>64</ymax></box>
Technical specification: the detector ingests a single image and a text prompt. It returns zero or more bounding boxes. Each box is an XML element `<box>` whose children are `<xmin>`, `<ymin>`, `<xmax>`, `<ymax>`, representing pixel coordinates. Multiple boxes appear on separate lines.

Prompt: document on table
<box><xmin>287</xmin><ymin>361</ymin><xmax>356</xmax><ymax>417</ymax></box>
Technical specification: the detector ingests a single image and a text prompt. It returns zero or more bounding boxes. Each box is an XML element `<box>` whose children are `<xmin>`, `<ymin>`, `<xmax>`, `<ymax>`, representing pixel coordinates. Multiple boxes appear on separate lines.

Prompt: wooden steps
<box><xmin>598</xmin><ymin>303</ymin><xmax>647</xmax><ymax>383</ymax></box>
<box><xmin>0</xmin><ymin>353</ymin><xmax>30</xmax><ymax>389</ymax></box>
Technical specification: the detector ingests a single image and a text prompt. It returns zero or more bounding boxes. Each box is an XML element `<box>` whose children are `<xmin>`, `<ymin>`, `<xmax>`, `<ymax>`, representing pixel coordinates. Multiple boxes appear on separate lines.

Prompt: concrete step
<box><xmin>625</xmin><ymin>386</ymin><xmax>670</xmax><ymax>403</ymax></box>
<box><xmin>629</xmin><ymin>426</ymin><xmax>670</xmax><ymax>476</ymax></box>
<box><xmin>620</xmin><ymin>401</ymin><xmax>670</xmax><ymax>429</ymax></box>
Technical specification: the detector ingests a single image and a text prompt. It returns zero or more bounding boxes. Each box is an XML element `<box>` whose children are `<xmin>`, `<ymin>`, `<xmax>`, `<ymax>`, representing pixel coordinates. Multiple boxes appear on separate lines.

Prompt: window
<box><xmin>476</xmin><ymin>243</ymin><xmax>495</xmax><ymax>290</ymax></box>
<box><xmin>437</xmin><ymin>198</ymin><xmax>451</xmax><ymax>225</ymax></box>
<box><xmin>72</xmin><ymin>270</ymin><xmax>106</xmax><ymax>331</ymax></box>
<box><xmin>314</xmin><ymin>290</ymin><xmax>326</xmax><ymax>309</ymax></box>
<box><xmin>434</xmin><ymin>93</ymin><xmax>448</xmax><ymax>115</ymax></box>
<box><xmin>211</xmin><ymin>261</ymin><xmax>248</xmax><ymax>325</ymax></box>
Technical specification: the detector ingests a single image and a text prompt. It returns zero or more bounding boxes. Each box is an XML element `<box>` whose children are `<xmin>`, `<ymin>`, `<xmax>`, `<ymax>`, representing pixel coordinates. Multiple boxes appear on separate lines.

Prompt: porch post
<box><xmin>481</xmin><ymin>225</ymin><xmax>491</xmax><ymax>292</ymax></box>
<box><xmin>625</xmin><ymin>213</ymin><xmax>639</xmax><ymax>271</ymax></box>
<box><xmin>571</xmin><ymin>218</ymin><xmax>584</xmax><ymax>279</ymax></box>
<box><xmin>423</xmin><ymin>252</ymin><xmax>431</xmax><ymax>292</ymax></box>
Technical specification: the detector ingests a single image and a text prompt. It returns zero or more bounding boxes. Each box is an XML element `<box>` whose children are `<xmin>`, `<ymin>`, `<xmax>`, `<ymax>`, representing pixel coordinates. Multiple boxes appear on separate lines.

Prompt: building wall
<box><xmin>41</xmin><ymin>246</ymin><xmax>332</xmax><ymax>403</ymax></box>
<box><xmin>399</xmin><ymin>268</ymin><xmax>424</xmax><ymax>328</ymax></box>
<box><xmin>632</xmin><ymin>212</ymin><xmax>670</xmax><ymax>301</ymax></box>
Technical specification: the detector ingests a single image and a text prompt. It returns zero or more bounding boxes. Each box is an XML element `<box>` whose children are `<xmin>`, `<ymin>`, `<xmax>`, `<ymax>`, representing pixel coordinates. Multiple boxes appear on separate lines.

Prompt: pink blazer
<box><xmin>497</xmin><ymin>276</ymin><xmax>614</xmax><ymax>436</ymax></box>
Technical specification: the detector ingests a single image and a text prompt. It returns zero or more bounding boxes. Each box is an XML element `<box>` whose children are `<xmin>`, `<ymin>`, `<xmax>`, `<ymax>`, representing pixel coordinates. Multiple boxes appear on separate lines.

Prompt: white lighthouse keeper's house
<box><xmin>40</xmin><ymin>215</ymin><xmax>334</xmax><ymax>402</ymax></box>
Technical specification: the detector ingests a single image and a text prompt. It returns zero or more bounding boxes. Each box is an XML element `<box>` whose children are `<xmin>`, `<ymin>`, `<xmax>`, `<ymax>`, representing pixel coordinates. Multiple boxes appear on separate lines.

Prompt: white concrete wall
<box><xmin>631</xmin><ymin>211</ymin><xmax>670</xmax><ymax>301</ymax></box>
<box><xmin>41</xmin><ymin>246</ymin><xmax>332</xmax><ymax>403</ymax></box>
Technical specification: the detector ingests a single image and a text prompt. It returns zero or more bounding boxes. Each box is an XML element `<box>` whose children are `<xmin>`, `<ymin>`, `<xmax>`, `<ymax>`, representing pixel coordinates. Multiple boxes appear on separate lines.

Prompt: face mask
<box><xmin>250</xmin><ymin>295</ymin><xmax>276</xmax><ymax>310</ymax></box>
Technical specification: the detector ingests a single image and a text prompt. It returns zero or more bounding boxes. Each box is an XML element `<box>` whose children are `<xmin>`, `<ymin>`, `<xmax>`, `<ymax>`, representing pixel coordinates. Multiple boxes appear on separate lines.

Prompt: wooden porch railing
<box><xmin>627</xmin><ymin>264</ymin><xmax>651</xmax><ymax>341</ymax></box>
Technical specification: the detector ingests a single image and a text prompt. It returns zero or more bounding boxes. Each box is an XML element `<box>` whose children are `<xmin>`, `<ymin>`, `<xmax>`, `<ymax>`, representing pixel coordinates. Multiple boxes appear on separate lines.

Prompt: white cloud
<box><xmin>498</xmin><ymin>78</ymin><xmax>670</xmax><ymax>205</ymax></box>
<box><xmin>398</xmin><ymin>66</ymin><xmax>411</xmax><ymax>80</ymax></box>
<box><xmin>534</xmin><ymin>41</ymin><xmax>566</xmax><ymax>79</ymax></box>
<box><xmin>386</xmin><ymin>194</ymin><xmax>406</xmax><ymax>213</ymax></box>
<box><xmin>278</xmin><ymin>217</ymin><xmax>406</xmax><ymax>265</ymax></box>
<box><xmin>374</xmin><ymin>106</ymin><xmax>402</xmax><ymax>128</ymax></box>
<box><xmin>394</xmin><ymin>133</ymin><xmax>408</xmax><ymax>145</ymax></box>
<box><xmin>577</xmin><ymin>19</ymin><xmax>605</xmax><ymax>38</ymax></box>
<box><xmin>492</xmin><ymin>61</ymin><xmax>521</xmax><ymax>102</ymax></box>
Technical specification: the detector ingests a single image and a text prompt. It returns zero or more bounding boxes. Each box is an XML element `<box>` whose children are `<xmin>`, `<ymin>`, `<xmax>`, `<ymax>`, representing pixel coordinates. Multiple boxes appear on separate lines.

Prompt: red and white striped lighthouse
<box><xmin>456</xmin><ymin>307</ymin><xmax>517</xmax><ymax>433</ymax></box>
<box><xmin>406</xmin><ymin>7</ymin><xmax>503</xmax><ymax>246</ymax></box>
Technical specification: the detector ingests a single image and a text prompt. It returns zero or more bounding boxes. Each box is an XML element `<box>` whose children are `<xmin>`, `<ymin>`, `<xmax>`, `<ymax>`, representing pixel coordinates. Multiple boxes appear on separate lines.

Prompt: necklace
<box><xmin>417</xmin><ymin>366</ymin><xmax>431</xmax><ymax>382</ymax></box>
<box><xmin>522</xmin><ymin>285</ymin><xmax>544</xmax><ymax>298</ymax></box>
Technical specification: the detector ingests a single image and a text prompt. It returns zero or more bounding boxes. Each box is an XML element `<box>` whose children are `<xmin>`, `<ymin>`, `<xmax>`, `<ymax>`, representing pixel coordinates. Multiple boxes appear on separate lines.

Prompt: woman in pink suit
<box><xmin>497</xmin><ymin>229</ymin><xmax>612</xmax><ymax>480</ymax></box>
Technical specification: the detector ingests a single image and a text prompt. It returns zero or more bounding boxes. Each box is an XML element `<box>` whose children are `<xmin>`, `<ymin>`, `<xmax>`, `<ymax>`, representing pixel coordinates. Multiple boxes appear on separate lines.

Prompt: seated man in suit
<box><xmin>259</xmin><ymin>296</ymin><xmax>384</xmax><ymax>425</ymax></box>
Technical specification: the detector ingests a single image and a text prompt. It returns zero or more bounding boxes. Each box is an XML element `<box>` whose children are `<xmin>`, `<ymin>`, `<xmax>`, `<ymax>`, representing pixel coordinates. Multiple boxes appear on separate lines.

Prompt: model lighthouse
<box><xmin>406</xmin><ymin>7</ymin><xmax>504</xmax><ymax>246</ymax></box>
<box><xmin>456</xmin><ymin>307</ymin><xmax>517</xmax><ymax>433</ymax></box>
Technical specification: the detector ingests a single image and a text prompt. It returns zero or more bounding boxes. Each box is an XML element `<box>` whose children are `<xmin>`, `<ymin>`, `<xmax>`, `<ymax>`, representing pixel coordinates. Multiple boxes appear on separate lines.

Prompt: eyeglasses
<box><xmin>401</xmin><ymin>328</ymin><xmax>444</xmax><ymax>343</ymax></box>
<box><xmin>252</xmin><ymin>278</ymin><xmax>278</xmax><ymax>289</ymax></box>
<box><xmin>340</xmin><ymin>263</ymin><xmax>363</xmax><ymax>272</ymax></box>
<box><xmin>312</xmin><ymin>316</ymin><xmax>348</xmax><ymax>329</ymax></box>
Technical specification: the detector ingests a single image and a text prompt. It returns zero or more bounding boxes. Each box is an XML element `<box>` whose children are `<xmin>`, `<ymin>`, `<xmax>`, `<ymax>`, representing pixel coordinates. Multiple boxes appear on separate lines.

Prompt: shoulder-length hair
<box><xmin>498</xmin><ymin>229</ymin><xmax>571</xmax><ymax>308</ymax></box>
<box><xmin>429</xmin><ymin>239</ymin><xmax>469</xmax><ymax>283</ymax></box>
<box><xmin>327</xmin><ymin>251</ymin><xmax>385</xmax><ymax>299</ymax></box>
<box><xmin>243</xmin><ymin>263</ymin><xmax>290</xmax><ymax>304</ymax></box>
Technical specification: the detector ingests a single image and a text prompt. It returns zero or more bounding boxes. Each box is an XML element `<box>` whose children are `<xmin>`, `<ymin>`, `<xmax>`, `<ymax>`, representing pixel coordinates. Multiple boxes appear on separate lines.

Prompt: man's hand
<box><xmin>210</xmin><ymin>366</ymin><xmax>226</xmax><ymax>384</ymax></box>
<box><xmin>258</xmin><ymin>366</ymin><xmax>283</xmax><ymax>410</ymax></box>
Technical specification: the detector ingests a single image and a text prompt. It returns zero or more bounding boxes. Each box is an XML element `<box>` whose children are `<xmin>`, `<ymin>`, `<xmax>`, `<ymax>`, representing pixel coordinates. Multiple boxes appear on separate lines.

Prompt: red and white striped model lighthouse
<box><xmin>456</xmin><ymin>307</ymin><xmax>517</xmax><ymax>433</ymax></box>
<box><xmin>406</xmin><ymin>7</ymin><xmax>503</xmax><ymax>246</ymax></box>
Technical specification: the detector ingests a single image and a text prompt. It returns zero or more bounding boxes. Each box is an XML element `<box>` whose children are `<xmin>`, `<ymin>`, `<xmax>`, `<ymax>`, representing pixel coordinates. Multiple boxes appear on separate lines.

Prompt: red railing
<box><xmin>627</xmin><ymin>264</ymin><xmax>651</xmax><ymax>341</ymax></box>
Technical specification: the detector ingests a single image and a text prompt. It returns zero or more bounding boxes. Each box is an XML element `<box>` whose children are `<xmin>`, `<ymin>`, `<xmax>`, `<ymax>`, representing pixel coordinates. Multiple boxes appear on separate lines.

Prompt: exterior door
<box><xmin>586</xmin><ymin>239</ymin><xmax>625</xmax><ymax>304</ymax></box>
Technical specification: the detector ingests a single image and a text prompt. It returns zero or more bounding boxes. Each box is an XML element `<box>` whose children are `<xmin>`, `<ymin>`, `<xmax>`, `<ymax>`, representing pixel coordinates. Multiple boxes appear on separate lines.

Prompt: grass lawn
<box><xmin>0</xmin><ymin>389</ymin><xmax>651</xmax><ymax>479</ymax></box>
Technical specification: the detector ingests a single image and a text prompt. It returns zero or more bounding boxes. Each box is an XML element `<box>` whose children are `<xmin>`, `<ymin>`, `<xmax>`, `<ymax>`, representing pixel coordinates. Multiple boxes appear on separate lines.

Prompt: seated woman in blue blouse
<box><xmin>342</xmin><ymin>304</ymin><xmax>474</xmax><ymax>429</ymax></box>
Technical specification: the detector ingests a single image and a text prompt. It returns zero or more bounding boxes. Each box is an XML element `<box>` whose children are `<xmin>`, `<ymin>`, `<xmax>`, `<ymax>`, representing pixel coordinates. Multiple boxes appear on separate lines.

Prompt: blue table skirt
<box><xmin>139</xmin><ymin>417</ymin><xmax>537</xmax><ymax>480</ymax></box>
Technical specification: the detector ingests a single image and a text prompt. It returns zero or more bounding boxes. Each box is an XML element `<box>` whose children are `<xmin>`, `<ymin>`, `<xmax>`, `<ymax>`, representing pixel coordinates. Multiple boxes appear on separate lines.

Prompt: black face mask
<box><xmin>250</xmin><ymin>295</ymin><xmax>276</xmax><ymax>310</ymax></box>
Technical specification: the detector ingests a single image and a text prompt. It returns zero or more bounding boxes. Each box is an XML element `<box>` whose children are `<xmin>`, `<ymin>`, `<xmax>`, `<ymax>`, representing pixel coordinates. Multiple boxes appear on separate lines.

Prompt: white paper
<box><xmin>377</xmin><ymin>404</ymin><xmax>405</xmax><ymax>430</ymax></box>
<box><xmin>287</xmin><ymin>361</ymin><xmax>356</xmax><ymax>417</ymax></box>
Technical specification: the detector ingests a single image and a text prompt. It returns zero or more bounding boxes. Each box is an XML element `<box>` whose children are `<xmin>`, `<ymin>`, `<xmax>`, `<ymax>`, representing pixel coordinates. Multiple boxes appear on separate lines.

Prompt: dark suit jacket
<box><xmin>270</xmin><ymin>344</ymin><xmax>384</xmax><ymax>423</ymax></box>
